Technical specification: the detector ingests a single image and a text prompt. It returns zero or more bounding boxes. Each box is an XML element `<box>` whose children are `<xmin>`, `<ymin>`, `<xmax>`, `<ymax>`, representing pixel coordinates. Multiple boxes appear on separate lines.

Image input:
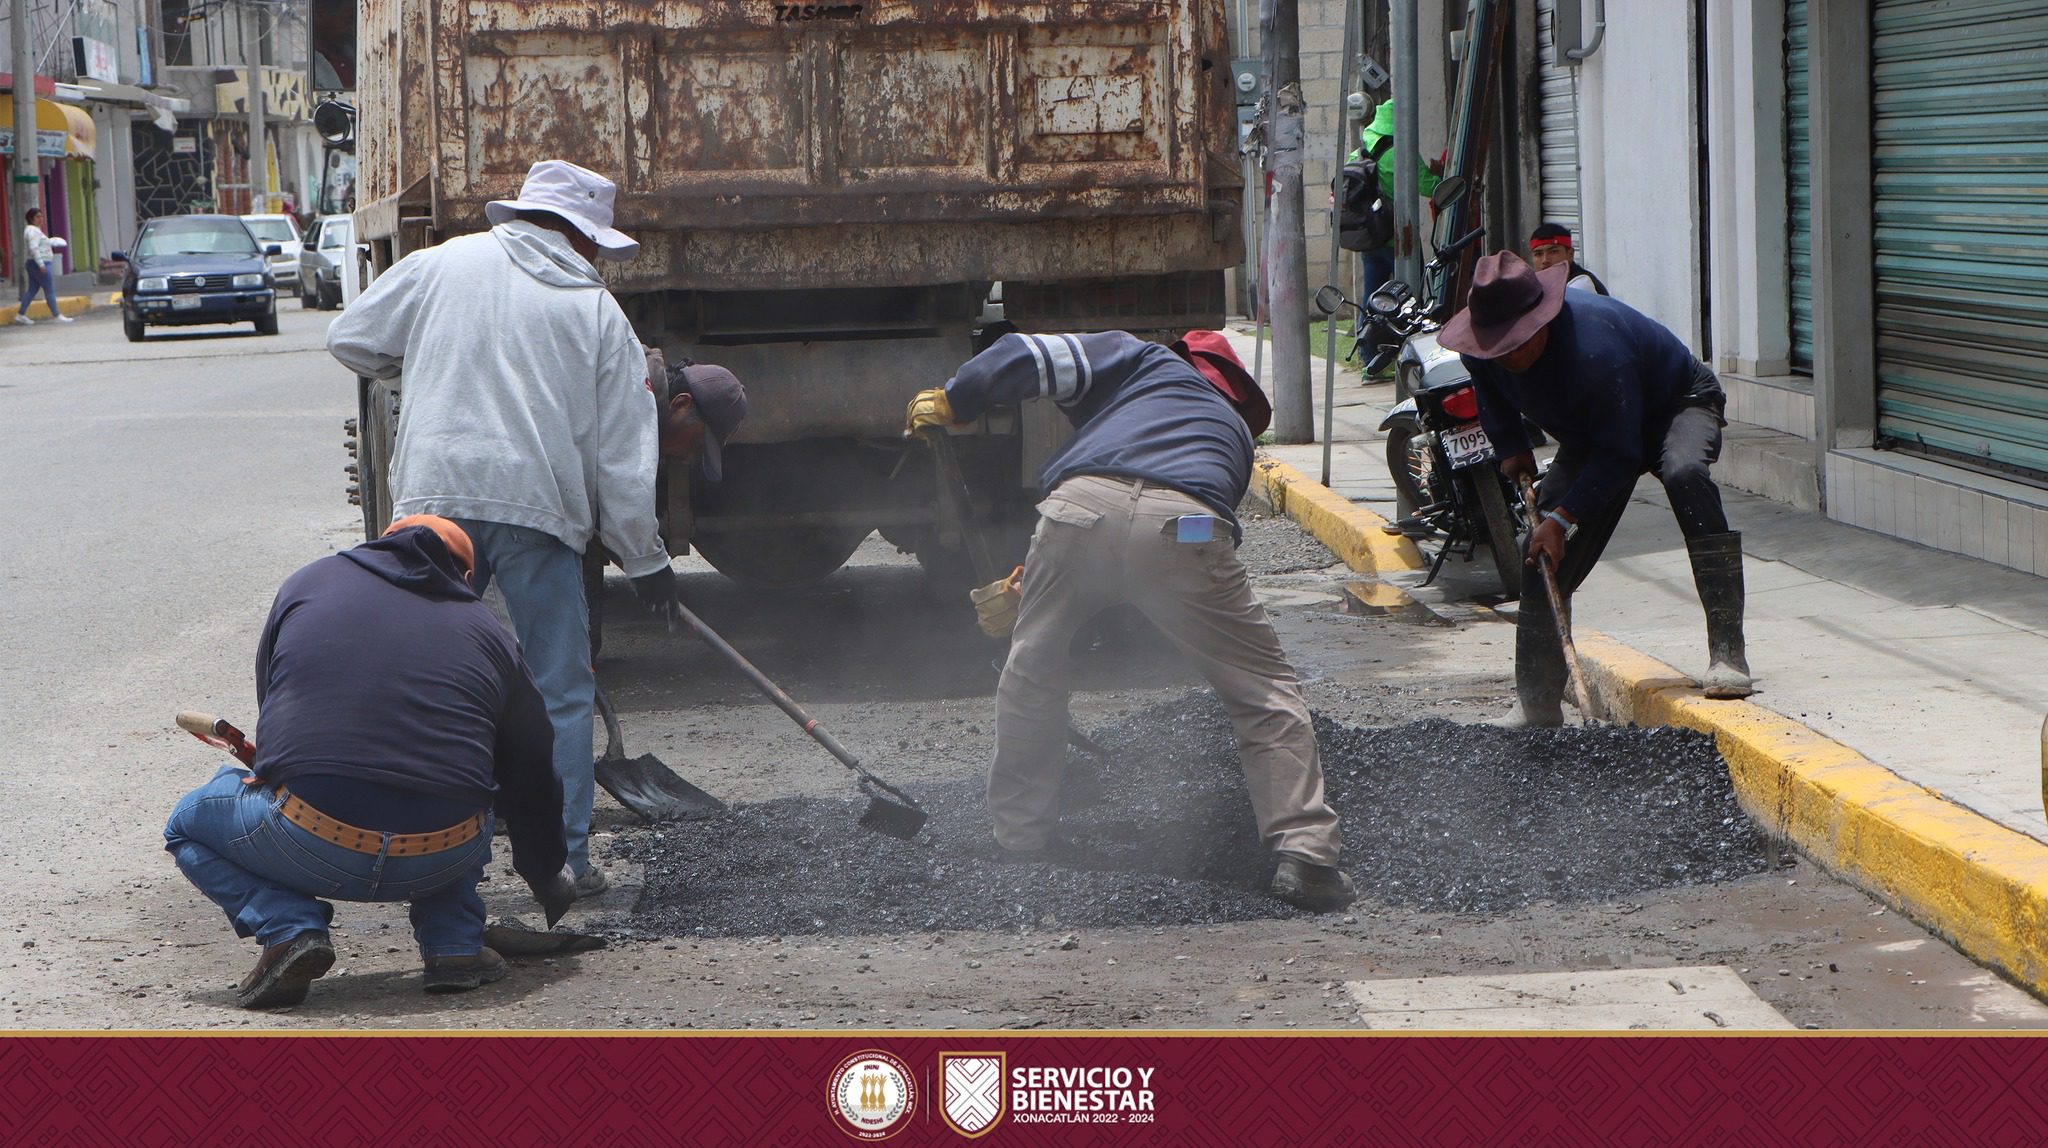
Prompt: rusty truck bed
<box><xmin>356</xmin><ymin>0</ymin><xmax>1240</xmax><ymax>288</ymax></box>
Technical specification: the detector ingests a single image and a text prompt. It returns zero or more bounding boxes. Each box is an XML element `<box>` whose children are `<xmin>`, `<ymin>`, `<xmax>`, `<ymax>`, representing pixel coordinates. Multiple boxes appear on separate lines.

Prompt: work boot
<box><xmin>1687</xmin><ymin>532</ymin><xmax>1755</xmax><ymax>699</ymax></box>
<box><xmin>1270</xmin><ymin>857</ymin><xmax>1357</xmax><ymax>913</ymax></box>
<box><xmin>1484</xmin><ymin>601</ymin><xmax>1569</xmax><ymax>728</ymax></box>
<box><xmin>571</xmin><ymin>866</ymin><xmax>610</xmax><ymax>900</ymax></box>
<box><xmin>422</xmin><ymin>947</ymin><xmax>508</xmax><ymax>994</ymax></box>
<box><xmin>236</xmin><ymin>930</ymin><xmax>335</xmax><ymax>1010</ymax></box>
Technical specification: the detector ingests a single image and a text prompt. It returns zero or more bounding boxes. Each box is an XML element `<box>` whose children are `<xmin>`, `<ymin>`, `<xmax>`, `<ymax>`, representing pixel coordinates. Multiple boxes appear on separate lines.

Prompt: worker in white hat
<box><xmin>327</xmin><ymin>160</ymin><xmax>672</xmax><ymax>898</ymax></box>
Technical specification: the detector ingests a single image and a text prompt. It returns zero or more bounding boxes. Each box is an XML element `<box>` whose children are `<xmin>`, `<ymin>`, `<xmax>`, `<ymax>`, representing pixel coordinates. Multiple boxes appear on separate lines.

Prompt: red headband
<box><xmin>1529</xmin><ymin>235</ymin><xmax>1572</xmax><ymax>251</ymax></box>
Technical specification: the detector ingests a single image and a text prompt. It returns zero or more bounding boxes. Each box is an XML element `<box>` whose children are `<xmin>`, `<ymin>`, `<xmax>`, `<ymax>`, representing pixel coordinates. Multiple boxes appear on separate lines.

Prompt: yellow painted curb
<box><xmin>2</xmin><ymin>294</ymin><xmax>94</xmax><ymax>323</ymax></box>
<box><xmin>1575</xmin><ymin>630</ymin><xmax>2048</xmax><ymax>997</ymax></box>
<box><xmin>1252</xmin><ymin>458</ymin><xmax>1426</xmax><ymax>576</ymax></box>
<box><xmin>1261</xmin><ymin>455</ymin><xmax>2048</xmax><ymax>999</ymax></box>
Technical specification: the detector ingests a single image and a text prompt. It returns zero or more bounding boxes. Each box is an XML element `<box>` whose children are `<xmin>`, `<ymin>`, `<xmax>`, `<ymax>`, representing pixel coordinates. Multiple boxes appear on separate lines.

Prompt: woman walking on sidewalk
<box><xmin>13</xmin><ymin>208</ymin><xmax>72</xmax><ymax>325</ymax></box>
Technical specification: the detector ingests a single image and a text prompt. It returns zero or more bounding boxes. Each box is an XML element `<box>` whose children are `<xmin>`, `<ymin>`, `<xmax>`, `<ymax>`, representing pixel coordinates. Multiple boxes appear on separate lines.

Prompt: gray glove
<box><xmin>529</xmin><ymin>866</ymin><xmax>578</xmax><ymax>929</ymax></box>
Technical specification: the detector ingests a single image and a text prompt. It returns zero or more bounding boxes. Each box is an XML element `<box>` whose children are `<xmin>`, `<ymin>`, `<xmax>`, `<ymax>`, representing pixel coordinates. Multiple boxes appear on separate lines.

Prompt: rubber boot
<box><xmin>1687</xmin><ymin>531</ymin><xmax>1755</xmax><ymax>698</ymax></box>
<box><xmin>1485</xmin><ymin>598</ymin><xmax>1568</xmax><ymax>728</ymax></box>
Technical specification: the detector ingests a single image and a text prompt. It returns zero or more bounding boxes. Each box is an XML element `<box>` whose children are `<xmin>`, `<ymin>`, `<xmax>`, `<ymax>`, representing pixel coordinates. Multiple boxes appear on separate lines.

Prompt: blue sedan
<box><xmin>119</xmin><ymin>215</ymin><xmax>281</xmax><ymax>341</ymax></box>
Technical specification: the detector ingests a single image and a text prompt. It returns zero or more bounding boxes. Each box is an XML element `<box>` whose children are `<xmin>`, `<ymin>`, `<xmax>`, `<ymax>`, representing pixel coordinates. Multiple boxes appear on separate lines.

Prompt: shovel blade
<box><xmin>858</xmin><ymin>794</ymin><xmax>928</xmax><ymax>839</ymax></box>
<box><xmin>482</xmin><ymin>923</ymin><xmax>608</xmax><ymax>957</ymax></box>
<box><xmin>594</xmin><ymin>753</ymin><xmax>728</xmax><ymax>823</ymax></box>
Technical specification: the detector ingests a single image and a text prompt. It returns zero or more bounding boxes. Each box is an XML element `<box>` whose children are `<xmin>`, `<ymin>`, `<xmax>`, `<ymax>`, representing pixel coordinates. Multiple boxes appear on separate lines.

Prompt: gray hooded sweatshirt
<box><xmin>326</xmin><ymin>221</ymin><xmax>666</xmax><ymax>576</ymax></box>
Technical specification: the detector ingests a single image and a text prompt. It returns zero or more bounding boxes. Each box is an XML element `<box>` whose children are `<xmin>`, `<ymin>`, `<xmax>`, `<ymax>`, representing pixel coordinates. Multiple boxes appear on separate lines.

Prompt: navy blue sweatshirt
<box><xmin>251</xmin><ymin>528</ymin><xmax>565</xmax><ymax>883</ymax></box>
<box><xmin>943</xmin><ymin>332</ymin><xmax>1253</xmax><ymax>539</ymax></box>
<box><xmin>1464</xmin><ymin>293</ymin><xmax>1720</xmax><ymax>520</ymax></box>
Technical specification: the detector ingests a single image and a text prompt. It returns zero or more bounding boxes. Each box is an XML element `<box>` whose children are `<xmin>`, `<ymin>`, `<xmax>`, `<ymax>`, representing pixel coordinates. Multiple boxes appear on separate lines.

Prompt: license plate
<box><xmin>171</xmin><ymin>296</ymin><xmax>201</xmax><ymax>311</ymax></box>
<box><xmin>1443</xmin><ymin>421</ymin><xmax>1495</xmax><ymax>470</ymax></box>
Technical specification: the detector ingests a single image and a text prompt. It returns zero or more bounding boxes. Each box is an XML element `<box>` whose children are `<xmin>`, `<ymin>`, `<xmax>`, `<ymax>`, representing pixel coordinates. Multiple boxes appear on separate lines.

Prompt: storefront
<box><xmin>0</xmin><ymin>97</ymin><xmax>94</xmax><ymax>274</ymax></box>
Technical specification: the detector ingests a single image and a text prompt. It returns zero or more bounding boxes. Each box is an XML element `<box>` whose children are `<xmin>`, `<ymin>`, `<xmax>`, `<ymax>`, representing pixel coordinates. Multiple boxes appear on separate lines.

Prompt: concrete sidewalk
<box><xmin>1231</xmin><ymin>323</ymin><xmax>2048</xmax><ymax>996</ymax></box>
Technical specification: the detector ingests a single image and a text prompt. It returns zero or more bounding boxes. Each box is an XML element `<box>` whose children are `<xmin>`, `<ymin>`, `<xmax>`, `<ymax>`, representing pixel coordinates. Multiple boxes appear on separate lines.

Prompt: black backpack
<box><xmin>1337</xmin><ymin>151</ymin><xmax>1394</xmax><ymax>253</ymax></box>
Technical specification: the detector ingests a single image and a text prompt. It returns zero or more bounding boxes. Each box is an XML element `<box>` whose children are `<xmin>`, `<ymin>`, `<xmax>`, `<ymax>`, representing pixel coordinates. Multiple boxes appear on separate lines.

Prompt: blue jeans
<box><xmin>452</xmin><ymin>518</ymin><xmax>596</xmax><ymax>874</ymax></box>
<box><xmin>1359</xmin><ymin>248</ymin><xmax>1395</xmax><ymax>300</ymax></box>
<box><xmin>164</xmin><ymin>765</ymin><xmax>492</xmax><ymax>958</ymax></box>
<box><xmin>18</xmin><ymin>259</ymin><xmax>59</xmax><ymax>315</ymax></box>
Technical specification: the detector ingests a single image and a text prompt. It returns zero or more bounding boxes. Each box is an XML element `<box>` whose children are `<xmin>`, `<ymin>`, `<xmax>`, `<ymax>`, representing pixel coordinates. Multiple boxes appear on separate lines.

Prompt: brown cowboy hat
<box><xmin>1437</xmin><ymin>251</ymin><xmax>1571</xmax><ymax>359</ymax></box>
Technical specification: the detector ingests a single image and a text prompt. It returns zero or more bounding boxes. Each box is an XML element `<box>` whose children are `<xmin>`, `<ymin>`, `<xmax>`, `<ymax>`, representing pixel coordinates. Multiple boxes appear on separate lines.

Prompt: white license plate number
<box><xmin>171</xmin><ymin>296</ymin><xmax>202</xmax><ymax>310</ymax></box>
<box><xmin>1443</xmin><ymin>421</ymin><xmax>1495</xmax><ymax>470</ymax></box>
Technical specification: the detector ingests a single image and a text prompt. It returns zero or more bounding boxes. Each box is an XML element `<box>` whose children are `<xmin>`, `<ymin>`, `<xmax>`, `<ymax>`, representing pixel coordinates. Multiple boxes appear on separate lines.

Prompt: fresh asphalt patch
<box><xmin>603</xmin><ymin>694</ymin><xmax>1764</xmax><ymax>940</ymax></box>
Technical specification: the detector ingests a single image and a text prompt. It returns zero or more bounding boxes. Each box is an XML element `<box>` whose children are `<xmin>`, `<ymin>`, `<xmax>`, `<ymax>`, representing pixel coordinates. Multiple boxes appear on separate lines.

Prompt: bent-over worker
<box><xmin>164</xmin><ymin>518</ymin><xmax>574</xmax><ymax>1009</ymax></box>
<box><xmin>1440</xmin><ymin>252</ymin><xmax>1753</xmax><ymax>727</ymax></box>
<box><xmin>905</xmin><ymin>331</ymin><xmax>1355</xmax><ymax>913</ymax></box>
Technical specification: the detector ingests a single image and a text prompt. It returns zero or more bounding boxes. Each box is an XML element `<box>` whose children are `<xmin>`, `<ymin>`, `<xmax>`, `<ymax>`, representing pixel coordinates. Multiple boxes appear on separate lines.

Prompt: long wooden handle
<box><xmin>670</xmin><ymin>600</ymin><xmax>921</xmax><ymax>808</ymax></box>
<box><xmin>1519</xmin><ymin>480</ymin><xmax>1600</xmax><ymax>721</ymax></box>
<box><xmin>177</xmin><ymin>711</ymin><xmax>255</xmax><ymax>766</ymax></box>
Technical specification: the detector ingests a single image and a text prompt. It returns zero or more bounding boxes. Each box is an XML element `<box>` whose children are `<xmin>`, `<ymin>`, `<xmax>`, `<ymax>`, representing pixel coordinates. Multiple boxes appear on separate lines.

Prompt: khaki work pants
<box><xmin>989</xmin><ymin>475</ymin><xmax>1342</xmax><ymax>866</ymax></box>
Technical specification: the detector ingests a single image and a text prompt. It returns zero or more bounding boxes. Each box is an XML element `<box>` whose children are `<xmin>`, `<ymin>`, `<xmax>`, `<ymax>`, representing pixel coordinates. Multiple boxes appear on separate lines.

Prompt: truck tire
<box><xmin>693</xmin><ymin>525</ymin><xmax>869</xmax><ymax>588</ymax></box>
<box><xmin>357</xmin><ymin>378</ymin><xmax>400</xmax><ymax>540</ymax></box>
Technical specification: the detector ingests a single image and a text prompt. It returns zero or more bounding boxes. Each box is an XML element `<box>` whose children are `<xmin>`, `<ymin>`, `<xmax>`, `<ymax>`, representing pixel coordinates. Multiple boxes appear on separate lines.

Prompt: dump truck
<box><xmin>342</xmin><ymin>0</ymin><xmax>1244</xmax><ymax>589</ymax></box>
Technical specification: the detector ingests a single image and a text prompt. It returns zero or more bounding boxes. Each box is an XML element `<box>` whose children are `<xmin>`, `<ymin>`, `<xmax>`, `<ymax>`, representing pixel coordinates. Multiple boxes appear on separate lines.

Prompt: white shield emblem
<box><xmin>940</xmin><ymin>1052</ymin><xmax>1006</xmax><ymax>1138</ymax></box>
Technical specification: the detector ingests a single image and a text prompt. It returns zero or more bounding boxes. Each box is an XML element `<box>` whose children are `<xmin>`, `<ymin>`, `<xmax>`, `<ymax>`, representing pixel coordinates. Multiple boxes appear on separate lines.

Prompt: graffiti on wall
<box><xmin>133</xmin><ymin>125</ymin><xmax>215</xmax><ymax>222</ymax></box>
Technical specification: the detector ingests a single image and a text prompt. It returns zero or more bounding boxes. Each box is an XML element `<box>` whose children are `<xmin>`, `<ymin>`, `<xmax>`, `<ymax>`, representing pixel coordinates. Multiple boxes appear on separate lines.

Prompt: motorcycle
<box><xmin>1315</xmin><ymin>188</ymin><xmax>1535</xmax><ymax>598</ymax></box>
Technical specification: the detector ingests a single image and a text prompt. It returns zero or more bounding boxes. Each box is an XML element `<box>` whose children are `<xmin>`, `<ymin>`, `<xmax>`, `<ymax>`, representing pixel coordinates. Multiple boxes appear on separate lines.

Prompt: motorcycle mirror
<box><xmin>1430</xmin><ymin>175</ymin><xmax>1467</xmax><ymax>211</ymax></box>
<box><xmin>1313</xmin><ymin>284</ymin><xmax>1347</xmax><ymax>316</ymax></box>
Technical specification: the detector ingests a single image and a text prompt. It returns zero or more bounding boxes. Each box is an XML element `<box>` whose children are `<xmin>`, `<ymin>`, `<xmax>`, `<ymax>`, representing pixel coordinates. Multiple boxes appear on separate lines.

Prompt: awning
<box><xmin>0</xmin><ymin>97</ymin><xmax>71</xmax><ymax>159</ymax></box>
<box><xmin>65</xmin><ymin>77</ymin><xmax>191</xmax><ymax>114</ymax></box>
<box><xmin>58</xmin><ymin>103</ymin><xmax>95</xmax><ymax>159</ymax></box>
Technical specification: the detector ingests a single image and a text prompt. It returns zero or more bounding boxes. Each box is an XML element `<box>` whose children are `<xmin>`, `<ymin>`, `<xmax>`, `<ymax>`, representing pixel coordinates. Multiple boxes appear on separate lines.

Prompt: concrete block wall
<box><xmin>1236</xmin><ymin>0</ymin><xmax>1360</xmax><ymax>285</ymax></box>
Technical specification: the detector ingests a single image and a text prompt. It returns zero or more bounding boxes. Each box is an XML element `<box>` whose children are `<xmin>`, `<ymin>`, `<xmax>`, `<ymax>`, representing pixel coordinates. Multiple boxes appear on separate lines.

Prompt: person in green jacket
<box><xmin>1348</xmin><ymin>99</ymin><xmax>1443</xmax><ymax>297</ymax></box>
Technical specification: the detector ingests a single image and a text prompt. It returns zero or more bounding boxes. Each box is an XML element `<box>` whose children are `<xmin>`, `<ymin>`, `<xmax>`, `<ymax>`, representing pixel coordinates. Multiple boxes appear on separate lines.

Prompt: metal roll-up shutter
<box><xmin>1536</xmin><ymin>0</ymin><xmax>1581</xmax><ymax>241</ymax></box>
<box><xmin>1785</xmin><ymin>0</ymin><xmax>1811</xmax><ymax>373</ymax></box>
<box><xmin>1873</xmin><ymin>0</ymin><xmax>2048</xmax><ymax>482</ymax></box>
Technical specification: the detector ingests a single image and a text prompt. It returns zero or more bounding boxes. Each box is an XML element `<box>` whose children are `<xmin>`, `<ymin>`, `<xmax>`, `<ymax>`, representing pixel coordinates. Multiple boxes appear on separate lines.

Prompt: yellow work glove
<box><xmin>905</xmin><ymin>388</ymin><xmax>956</xmax><ymax>436</ymax></box>
<box><xmin>970</xmin><ymin>566</ymin><xmax>1025</xmax><ymax>638</ymax></box>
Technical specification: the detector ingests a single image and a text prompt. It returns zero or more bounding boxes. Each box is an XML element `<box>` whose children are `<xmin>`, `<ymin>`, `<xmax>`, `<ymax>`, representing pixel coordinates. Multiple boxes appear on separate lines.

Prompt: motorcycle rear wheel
<box><xmin>1469</xmin><ymin>472</ymin><xmax>1524</xmax><ymax>599</ymax></box>
<box><xmin>1384</xmin><ymin>419</ymin><xmax>1434</xmax><ymax>521</ymax></box>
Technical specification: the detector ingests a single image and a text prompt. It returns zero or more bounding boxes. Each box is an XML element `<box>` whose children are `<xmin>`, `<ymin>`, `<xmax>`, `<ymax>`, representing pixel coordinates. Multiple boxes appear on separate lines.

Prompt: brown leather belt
<box><xmin>276</xmin><ymin>788</ymin><xmax>484</xmax><ymax>857</ymax></box>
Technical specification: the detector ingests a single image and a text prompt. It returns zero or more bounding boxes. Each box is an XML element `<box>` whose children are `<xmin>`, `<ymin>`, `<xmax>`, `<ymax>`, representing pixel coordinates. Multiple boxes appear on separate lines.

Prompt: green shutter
<box><xmin>1873</xmin><ymin>0</ymin><xmax>2048</xmax><ymax>482</ymax></box>
<box><xmin>1785</xmin><ymin>0</ymin><xmax>1811</xmax><ymax>373</ymax></box>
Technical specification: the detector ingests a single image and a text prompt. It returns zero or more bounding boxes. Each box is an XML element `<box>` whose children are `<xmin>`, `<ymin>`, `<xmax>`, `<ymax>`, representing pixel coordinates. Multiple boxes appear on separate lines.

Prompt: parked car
<box><xmin>298</xmin><ymin>215</ymin><xmax>355</xmax><ymax>311</ymax></box>
<box><xmin>117</xmin><ymin>215</ymin><xmax>281</xmax><ymax>341</ymax></box>
<box><xmin>240</xmin><ymin>213</ymin><xmax>305</xmax><ymax>292</ymax></box>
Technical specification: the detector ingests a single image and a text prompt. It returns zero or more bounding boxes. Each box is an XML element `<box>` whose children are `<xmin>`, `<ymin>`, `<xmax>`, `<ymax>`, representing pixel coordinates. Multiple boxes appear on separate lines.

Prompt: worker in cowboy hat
<box><xmin>1438</xmin><ymin>251</ymin><xmax>1753</xmax><ymax>726</ymax></box>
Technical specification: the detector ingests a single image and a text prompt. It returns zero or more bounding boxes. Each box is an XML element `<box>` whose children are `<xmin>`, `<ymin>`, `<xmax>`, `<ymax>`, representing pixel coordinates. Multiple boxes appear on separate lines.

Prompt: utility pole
<box><xmin>241</xmin><ymin>0</ymin><xmax>266</xmax><ymax>213</ymax></box>
<box><xmin>1392</xmin><ymin>0</ymin><xmax>1421</xmax><ymax>290</ymax></box>
<box><xmin>1261</xmin><ymin>0</ymin><xmax>1312</xmax><ymax>443</ymax></box>
<box><xmin>10</xmin><ymin>0</ymin><xmax>36</xmax><ymax>298</ymax></box>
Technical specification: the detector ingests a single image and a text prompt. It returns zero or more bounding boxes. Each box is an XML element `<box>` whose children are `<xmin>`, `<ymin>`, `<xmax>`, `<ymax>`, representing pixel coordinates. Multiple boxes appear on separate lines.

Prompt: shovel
<box><xmin>1518</xmin><ymin>478</ymin><xmax>1600</xmax><ymax>721</ymax></box>
<box><xmin>667</xmin><ymin>599</ymin><xmax>928</xmax><ymax>839</ymax></box>
<box><xmin>591</xmin><ymin>683</ymin><xmax>728</xmax><ymax>823</ymax></box>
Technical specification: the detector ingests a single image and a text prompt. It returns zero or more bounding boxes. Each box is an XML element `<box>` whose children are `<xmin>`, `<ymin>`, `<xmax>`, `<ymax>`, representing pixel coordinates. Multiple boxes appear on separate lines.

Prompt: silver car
<box><xmin>240</xmin><ymin>214</ymin><xmax>304</xmax><ymax>291</ymax></box>
<box><xmin>298</xmin><ymin>215</ymin><xmax>355</xmax><ymax>311</ymax></box>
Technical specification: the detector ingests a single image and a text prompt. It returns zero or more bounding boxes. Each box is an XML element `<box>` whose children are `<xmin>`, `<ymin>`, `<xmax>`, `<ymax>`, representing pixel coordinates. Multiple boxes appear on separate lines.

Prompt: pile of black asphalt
<box><xmin>609</xmin><ymin>695</ymin><xmax>1766</xmax><ymax>939</ymax></box>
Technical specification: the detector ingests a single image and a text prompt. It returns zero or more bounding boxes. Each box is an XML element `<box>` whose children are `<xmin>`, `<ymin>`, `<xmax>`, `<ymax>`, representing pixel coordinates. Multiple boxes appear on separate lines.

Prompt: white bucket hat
<box><xmin>485</xmin><ymin>159</ymin><xmax>639</xmax><ymax>261</ymax></box>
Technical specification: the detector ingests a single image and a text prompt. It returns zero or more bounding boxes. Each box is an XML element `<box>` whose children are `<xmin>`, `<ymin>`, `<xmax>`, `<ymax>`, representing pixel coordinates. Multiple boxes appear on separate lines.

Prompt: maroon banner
<box><xmin>6</xmin><ymin>1034</ymin><xmax>2048</xmax><ymax>1143</ymax></box>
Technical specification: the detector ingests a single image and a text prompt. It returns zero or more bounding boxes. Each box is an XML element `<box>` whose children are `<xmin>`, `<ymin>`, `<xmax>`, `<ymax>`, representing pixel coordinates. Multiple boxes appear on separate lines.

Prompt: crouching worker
<box><xmin>906</xmin><ymin>331</ymin><xmax>1355</xmax><ymax>913</ymax></box>
<box><xmin>165</xmin><ymin>517</ymin><xmax>577</xmax><ymax>1009</ymax></box>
